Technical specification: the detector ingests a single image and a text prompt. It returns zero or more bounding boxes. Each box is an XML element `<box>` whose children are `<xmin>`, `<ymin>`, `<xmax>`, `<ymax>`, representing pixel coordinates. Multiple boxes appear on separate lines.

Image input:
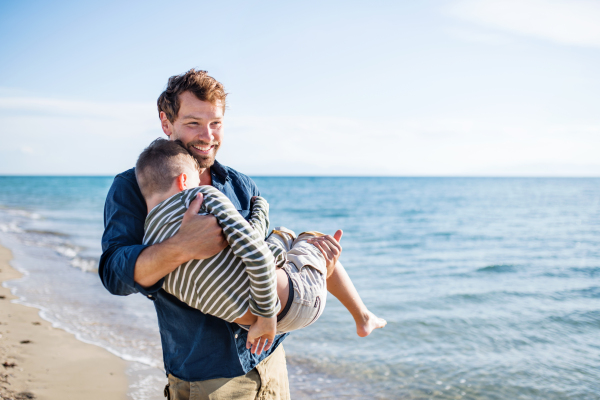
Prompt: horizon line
<box><xmin>1</xmin><ymin>174</ymin><xmax>599</xmax><ymax>179</ymax></box>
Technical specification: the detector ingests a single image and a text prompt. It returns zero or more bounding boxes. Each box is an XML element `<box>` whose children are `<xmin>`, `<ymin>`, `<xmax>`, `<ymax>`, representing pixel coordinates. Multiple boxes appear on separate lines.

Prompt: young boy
<box><xmin>136</xmin><ymin>139</ymin><xmax>386</xmax><ymax>353</ymax></box>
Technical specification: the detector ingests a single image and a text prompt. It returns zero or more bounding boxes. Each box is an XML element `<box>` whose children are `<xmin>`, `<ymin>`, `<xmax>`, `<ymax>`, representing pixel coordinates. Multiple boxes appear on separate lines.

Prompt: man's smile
<box><xmin>190</xmin><ymin>143</ymin><xmax>216</xmax><ymax>155</ymax></box>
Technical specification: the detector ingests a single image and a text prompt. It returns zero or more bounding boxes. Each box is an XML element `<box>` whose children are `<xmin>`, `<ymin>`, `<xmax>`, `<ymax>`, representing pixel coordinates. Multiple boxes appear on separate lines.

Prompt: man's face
<box><xmin>161</xmin><ymin>91</ymin><xmax>224</xmax><ymax>169</ymax></box>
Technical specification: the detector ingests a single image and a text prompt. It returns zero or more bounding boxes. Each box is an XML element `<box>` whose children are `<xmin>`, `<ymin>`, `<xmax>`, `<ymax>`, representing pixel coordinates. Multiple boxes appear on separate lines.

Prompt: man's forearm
<box><xmin>134</xmin><ymin>236</ymin><xmax>193</xmax><ymax>288</ymax></box>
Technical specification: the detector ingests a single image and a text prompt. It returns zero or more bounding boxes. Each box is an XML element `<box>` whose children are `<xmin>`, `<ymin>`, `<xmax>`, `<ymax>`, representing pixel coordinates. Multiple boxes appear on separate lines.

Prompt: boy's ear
<box><xmin>176</xmin><ymin>173</ymin><xmax>188</xmax><ymax>191</ymax></box>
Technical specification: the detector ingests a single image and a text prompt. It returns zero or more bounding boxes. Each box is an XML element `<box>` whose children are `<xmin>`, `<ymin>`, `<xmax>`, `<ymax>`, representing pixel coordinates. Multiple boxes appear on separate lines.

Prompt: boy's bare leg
<box><xmin>309</xmin><ymin>231</ymin><xmax>386</xmax><ymax>337</ymax></box>
<box><xmin>326</xmin><ymin>261</ymin><xmax>387</xmax><ymax>337</ymax></box>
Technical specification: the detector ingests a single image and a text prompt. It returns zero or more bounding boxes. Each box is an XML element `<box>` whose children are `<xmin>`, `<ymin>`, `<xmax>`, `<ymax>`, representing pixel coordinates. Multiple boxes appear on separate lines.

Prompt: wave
<box><xmin>0</xmin><ymin>207</ymin><xmax>42</xmax><ymax>220</ymax></box>
<box><xmin>70</xmin><ymin>256</ymin><xmax>98</xmax><ymax>273</ymax></box>
<box><xmin>0</xmin><ymin>222</ymin><xmax>24</xmax><ymax>233</ymax></box>
<box><xmin>53</xmin><ymin>245</ymin><xmax>98</xmax><ymax>272</ymax></box>
<box><xmin>477</xmin><ymin>264</ymin><xmax>516</xmax><ymax>273</ymax></box>
<box><xmin>0</xmin><ymin>209</ymin><xmax>98</xmax><ymax>273</ymax></box>
<box><xmin>25</xmin><ymin>229</ymin><xmax>68</xmax><ymax>237</ymax></box>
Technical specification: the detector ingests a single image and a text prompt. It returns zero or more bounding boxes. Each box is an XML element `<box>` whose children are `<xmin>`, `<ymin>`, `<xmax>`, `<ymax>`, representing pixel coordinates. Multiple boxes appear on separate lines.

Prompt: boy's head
<box><xmin>135</xmin><ymin>138</ymin><xmax>200</xmax><ymax>201</ymax></box>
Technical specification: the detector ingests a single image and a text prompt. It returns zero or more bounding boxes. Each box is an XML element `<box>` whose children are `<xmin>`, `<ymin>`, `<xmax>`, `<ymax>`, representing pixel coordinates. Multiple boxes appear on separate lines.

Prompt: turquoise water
<box><xmin>1</xmin><ymin>176</ymin><xmax>599</xmax><ymax>399</ymax></box>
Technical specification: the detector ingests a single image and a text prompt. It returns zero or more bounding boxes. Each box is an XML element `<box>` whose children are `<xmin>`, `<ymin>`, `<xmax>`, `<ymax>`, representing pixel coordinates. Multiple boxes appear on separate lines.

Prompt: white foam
<box><xmin>54</xmin><ymin>244</ymin><xmax>79</xmax><ymax>258</ymax></box>
<box><xmin>3</xmin><ymin>208</ymin><xmax>42</xmax><ymax>220</ymax></box>
<box><xmin>70</xmin><ymin>257</ymin><xmax>98</xmax><ymax>273</ymax></box>
<box><xmin>0</xmin><ymin>222</ymin><xmax>24</xmax><ymax>233</ymax></box>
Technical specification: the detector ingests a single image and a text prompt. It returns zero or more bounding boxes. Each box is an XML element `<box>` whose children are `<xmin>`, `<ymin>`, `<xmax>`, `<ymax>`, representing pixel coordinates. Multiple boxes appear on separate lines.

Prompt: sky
<box><xmin>0</xmin><ymin>0</ymin><xmax>599</xmax><ymax>176</ymax></box>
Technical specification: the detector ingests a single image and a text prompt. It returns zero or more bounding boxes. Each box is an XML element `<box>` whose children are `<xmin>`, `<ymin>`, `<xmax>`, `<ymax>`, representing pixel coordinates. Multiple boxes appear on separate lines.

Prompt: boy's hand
<box><xmin>246</xmin><ymin>316</ymin><xmax>277</xmax><ymax>355</ymax></box>
<box><xmin>308</xmin><ymin>230</ymin><xmax>343</xmax><ymax>278</ymax></box>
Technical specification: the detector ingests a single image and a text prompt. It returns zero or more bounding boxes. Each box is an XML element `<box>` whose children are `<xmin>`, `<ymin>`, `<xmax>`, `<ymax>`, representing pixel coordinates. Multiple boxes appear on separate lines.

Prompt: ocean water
<box><xmin>0</xmin><ymin>176</ymin><xmax>599</xmax><ymax>400</ymax></box>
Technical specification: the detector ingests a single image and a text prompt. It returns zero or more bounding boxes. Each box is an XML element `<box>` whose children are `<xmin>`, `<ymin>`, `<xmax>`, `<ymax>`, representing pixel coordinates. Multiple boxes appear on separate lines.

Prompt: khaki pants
<box><xmin>164</xmin><ymin>345</ymin><xmax>290</xmax><ymax>400</ymax></box>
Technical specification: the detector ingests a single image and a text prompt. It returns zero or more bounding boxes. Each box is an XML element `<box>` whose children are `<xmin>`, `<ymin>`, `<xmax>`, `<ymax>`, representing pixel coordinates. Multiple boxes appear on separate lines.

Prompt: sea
<box><xmin>0</xmin><ymin>176</ymin><xmax>599</xmax><ymax>400</ymax></box>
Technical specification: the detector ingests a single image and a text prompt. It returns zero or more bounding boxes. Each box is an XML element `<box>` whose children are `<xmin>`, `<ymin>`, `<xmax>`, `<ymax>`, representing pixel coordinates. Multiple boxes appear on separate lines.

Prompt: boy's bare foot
<box><xmin>356</xmin><ymin>310</ymin><xmax>387</xmax><ymax>337</ymax></box>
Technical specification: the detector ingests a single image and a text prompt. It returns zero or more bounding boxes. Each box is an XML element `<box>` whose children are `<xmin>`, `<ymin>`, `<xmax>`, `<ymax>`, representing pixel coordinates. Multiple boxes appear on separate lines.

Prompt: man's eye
<box><xmin>188</xmin><ymin>122</ymin><xmax>198</xmax><ymax>126</ymax></box>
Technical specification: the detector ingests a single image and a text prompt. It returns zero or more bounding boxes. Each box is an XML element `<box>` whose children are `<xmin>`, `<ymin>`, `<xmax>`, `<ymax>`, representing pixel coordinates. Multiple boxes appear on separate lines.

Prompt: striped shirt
<box><xmin>143</xmin><ymin>186</ymin><xmax>285</xmax><ymax>321</ymax></box>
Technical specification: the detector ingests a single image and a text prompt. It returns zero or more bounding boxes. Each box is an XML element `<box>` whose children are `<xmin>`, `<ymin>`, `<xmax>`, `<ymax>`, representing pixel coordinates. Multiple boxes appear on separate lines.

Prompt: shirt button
<box><xmin>235</xmin><ymin>334</ymin><xmax>238</xmax><ymax>339</ymax></box>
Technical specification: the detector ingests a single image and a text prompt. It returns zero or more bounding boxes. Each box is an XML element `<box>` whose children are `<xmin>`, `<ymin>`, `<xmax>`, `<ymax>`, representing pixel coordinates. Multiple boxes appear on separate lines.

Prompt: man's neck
<box><xmin>199</xmin><ymin>167</ymin><xmax>212</xmax><ymax>186</ymax></box>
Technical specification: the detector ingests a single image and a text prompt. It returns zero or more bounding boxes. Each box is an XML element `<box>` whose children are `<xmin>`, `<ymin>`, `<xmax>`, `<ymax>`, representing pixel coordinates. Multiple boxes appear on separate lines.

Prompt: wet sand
<box><xmin>0</xmin><ymin>244</ymin><xmax>129</xmax><ymax>400</ymax></box>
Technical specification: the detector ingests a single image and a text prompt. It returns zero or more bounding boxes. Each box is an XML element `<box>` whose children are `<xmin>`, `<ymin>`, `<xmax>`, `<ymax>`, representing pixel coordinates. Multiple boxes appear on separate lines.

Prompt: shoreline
<box><xmin>0</xmin><ymin>243</ymin><xmax>129</xmax><ymax>400</ymax></box>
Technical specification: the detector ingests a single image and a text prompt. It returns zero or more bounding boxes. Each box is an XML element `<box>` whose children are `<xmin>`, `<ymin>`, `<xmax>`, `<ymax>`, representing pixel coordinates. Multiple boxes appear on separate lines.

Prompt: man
<box><xmin>99</xmin><ymin>69</ymin><xmax>341</xmax><ymax>399</ymax></box>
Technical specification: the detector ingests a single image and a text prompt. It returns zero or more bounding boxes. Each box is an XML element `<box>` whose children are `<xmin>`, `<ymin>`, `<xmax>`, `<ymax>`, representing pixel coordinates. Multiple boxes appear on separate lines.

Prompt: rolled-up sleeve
<box><xmin>98</xmin><ymin>170</ymin><xmax>162</xmax><ymax>296</ymax></box>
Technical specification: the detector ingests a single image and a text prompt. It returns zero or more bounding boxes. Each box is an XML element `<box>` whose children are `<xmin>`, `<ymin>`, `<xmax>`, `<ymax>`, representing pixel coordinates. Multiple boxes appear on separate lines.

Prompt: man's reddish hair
<box><xmin>157</xmin><ymin>69</ymin><xmax>227</xmax><ymax>122</ymax></box>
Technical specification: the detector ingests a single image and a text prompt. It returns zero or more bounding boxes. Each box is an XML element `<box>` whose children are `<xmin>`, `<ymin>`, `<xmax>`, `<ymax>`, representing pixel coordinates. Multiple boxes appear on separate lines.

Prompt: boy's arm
<box><xmin>247</xmin><ymin>196</ymin><xmax>270</xmax><ymax>239</ymax></box>
<box><xmin>248</xmin><ymin>197</ymin><xmax>287</xmax><ymax>268</ymax></box>
<box><xmin>196</xmin><ymin>186</ymin><xmax>279</xmax><ymax>319</ymax></box>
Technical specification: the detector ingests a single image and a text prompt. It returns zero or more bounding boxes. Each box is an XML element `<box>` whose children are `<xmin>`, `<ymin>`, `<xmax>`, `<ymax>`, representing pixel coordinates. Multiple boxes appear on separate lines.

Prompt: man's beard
<box><xmin>187</xmin><ymin>141</ymin><xmax>220</xmax><ymax>168</ymax></box>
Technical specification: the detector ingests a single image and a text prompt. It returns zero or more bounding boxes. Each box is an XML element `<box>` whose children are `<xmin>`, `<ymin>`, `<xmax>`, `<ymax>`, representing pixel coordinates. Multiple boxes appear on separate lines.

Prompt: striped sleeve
<box><xmin>198</xmin><ymin>186</ymin><xmax>279</xmax><ymax>318</ymax></box>
<box><xmin>247</xmin><ymin>196</ymin><xmax>270</xmax><ymax>239</ymax></box>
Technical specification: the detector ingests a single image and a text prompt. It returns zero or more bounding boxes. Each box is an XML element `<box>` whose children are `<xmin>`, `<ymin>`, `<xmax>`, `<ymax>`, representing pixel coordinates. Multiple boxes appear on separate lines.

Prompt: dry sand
<box><xmin>0</xmin><ymin>244</ymin><xmax>129</xmax><ymax>400</ymax></box>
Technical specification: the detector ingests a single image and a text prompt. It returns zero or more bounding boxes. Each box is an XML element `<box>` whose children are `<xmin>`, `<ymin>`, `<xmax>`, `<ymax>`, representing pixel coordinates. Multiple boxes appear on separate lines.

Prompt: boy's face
<box><xmin>161</xmin><ymin>91</ymin><xmax>224</xmax><ymax>169</ymax></box>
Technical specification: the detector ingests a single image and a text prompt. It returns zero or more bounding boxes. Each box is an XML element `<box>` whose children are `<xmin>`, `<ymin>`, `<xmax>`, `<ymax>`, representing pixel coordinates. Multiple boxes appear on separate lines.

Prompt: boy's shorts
<box><xmin>267</xmin><ymin>227</ymin><xmax>328</xmax><ymax>334</ymax></box>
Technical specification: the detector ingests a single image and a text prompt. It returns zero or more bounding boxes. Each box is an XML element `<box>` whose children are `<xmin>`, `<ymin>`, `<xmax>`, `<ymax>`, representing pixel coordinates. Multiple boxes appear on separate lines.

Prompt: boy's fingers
<box><xmin>252</xmin><ymin>338</ymin><xmax>264</xmax><ymax>355</ymax></box>
<box><xmin>310</xmin><ymin>235</ymin><xmax>342</xmax><ymax>252</ymax></box>
<box><xmin>312</xmin><ymin>241</ymin><xmax>332</xmax><ymax>260</ymax></box>
<box><xmin>266</xmin><ymin>332</ymin><xmax>275</xmax><ymax>349</ymax></box>
<box><xmin>246</xmin><ymin>335</ymin><xmax>255</xmax><ymax>350</ymax></box>
<box><xmin>315</xmin><ymin>239</ymin><xmax>338</xmax><ymax>259</ymax></box>
<box><xmin>254</xmin><ymin>332</ymin><xmax>275</xmax><ymax>355</ymax></box>
<box><xmin>263</xmin><ymin>337</ymin><xmax>272</xmax><ymax>352</ymax></box>
<box><xmin>324</xmin><ymin>235</ymin><xmax>342</xmax><ymax>252</ymax></box>
<box><xmin>321</xmin><ymin>241</ymin><xmax>336</xmax><ymax>259</ymax></box>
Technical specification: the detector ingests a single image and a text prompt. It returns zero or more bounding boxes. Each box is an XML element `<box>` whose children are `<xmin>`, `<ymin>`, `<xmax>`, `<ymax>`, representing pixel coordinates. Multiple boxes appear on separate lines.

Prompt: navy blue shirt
<box><xmin>99</xmin><ymin>160</ymin><xmax>287</xmax><ymax>381</ymax></box>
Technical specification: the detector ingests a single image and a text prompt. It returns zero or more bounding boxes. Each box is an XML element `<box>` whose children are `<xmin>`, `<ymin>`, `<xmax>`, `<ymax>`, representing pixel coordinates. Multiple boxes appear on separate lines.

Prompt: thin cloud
<box><xmin>446</xmin><ymin>0</ymin><xmax>600</xmax><ymax>48</ymax></box>
<box><xmin>445</xmin><ymin>27</ymin><xmax>512</xmax><ymax>45</ymax></box>
<box><xmin>0</xmin><ymin>94</ymin><xmax>162</xmax><ymax>175</ymax></box>
<box><xmin>1</xmin><ymin>95</ymin><xmax>598</xmax><ymax>176</ymax></box>
<box><xmin>222</xmin><ymin>115</ymin><xmax>600</xmax><ymax>176</ymax></box>
<box><xmin>0</xmin><ymin>96</ymin><xmax>155</xmax><ymax>119</ymax></box>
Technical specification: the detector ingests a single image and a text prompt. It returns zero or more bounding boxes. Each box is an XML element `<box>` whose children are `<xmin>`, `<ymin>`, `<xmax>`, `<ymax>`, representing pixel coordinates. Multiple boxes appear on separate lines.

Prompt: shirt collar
<box><xmin>210</xmin><ymin>160</ymin><xmax>230</xmax><ymax>188</ymax></box>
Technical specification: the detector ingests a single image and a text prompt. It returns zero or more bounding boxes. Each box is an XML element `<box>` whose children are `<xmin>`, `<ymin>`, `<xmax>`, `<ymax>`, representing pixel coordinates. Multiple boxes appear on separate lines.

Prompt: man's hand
<box><xmin>308</xmin><ymin>230</ymin><xmax>343</xmax><ymax>278</ymax></box>
<box><xmin>246</xmin><ymin>316</ymin><xmax>277</xmax><ymax>355</ymax></box>
<box><xmin>175</xmin><ymin>192</ymin><xmax>228</xmax><ymax>261</ymax></box>
<box><xmin>133</xmin><ymin>193</ymin><xmax>228</xmax><ymax>288</ymax></box>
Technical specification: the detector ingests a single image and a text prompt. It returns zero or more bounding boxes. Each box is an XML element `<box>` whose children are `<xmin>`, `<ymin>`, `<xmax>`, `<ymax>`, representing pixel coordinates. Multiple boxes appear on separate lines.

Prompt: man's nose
<box><xmin>197</xmin><ymin>125</ymin><xmax>214</xmax><ymax>142</ymax></box>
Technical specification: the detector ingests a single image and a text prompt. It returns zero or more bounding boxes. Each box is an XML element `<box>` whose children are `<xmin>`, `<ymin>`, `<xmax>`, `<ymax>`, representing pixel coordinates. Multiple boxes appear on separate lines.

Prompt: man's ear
<box><xmin>160</xmin><ymin>111</ymin><xmax>173</xmax><ymax>137</ymax></box>
<box><xmin>176</xmin><ymin>173</ymin><xmax>188</xmax><ymax>191</ymax></box>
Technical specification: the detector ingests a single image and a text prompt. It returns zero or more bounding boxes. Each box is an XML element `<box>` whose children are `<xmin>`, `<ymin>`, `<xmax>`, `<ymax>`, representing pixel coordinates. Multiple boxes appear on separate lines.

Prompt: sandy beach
<box><xmin>0</xmin><ymin>244</ymin><xmax>129</xmax><ymax>400</ymax></box>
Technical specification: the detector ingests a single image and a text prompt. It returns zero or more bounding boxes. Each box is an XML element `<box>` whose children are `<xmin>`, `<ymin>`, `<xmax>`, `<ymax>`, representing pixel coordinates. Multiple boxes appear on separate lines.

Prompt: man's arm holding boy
<box><xmin>134</xmin><ymin>193</ymin><xmax>227</xmax><ymax>288</ymax></box>
<box><xmin>99</xmin><ymin>173</ymin><xmax>227</xmax><ymax>294</ymax></box>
